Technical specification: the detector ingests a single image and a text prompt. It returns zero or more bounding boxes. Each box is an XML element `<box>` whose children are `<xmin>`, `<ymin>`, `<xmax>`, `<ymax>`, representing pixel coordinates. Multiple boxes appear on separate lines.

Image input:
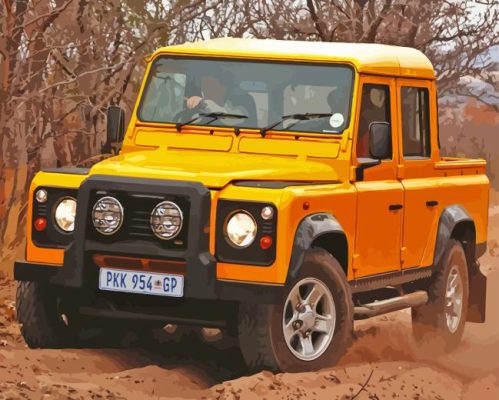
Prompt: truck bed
<box><xmin>435</xmin><ymin>157</ymin><xmax>487</xmax><ymax>170</ymax></box>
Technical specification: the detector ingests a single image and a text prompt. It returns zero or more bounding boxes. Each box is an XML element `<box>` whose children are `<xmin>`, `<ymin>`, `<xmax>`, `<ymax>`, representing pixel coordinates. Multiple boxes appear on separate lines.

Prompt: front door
<box><xmin>352</xmin><ymin>76</ymin><xmax>404</xmax><ymax>279</ymax></box>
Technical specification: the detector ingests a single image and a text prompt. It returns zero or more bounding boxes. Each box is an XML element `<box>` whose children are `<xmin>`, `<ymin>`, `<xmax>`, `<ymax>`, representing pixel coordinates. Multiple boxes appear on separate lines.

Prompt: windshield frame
<box><xmin>136</xmin><ymin>55</ymin><xmax>356</xmax><ymax>136</ymax></box>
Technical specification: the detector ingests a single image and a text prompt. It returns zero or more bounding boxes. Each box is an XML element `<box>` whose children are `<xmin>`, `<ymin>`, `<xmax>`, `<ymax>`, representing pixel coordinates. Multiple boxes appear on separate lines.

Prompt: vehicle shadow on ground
<box><xmin>78</xmin><ymin>321</ymin><xmax>428</xmax><ymax>385</ymax></box>
<box><xmin>86</xmin><ymin>322</ymin><xmax>421</xmax><ymax>385</ymax></box>
<box><xmin>96</xmin><ymin>327</ymin><xmax>249</xmax><ymax>385</ymax></box>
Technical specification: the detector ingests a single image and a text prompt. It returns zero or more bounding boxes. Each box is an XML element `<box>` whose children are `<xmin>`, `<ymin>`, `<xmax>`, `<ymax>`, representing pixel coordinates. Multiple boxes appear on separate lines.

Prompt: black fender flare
<box><xmin>433</xmin><ymin>204</ymin><xmax>486</xmax><ymax>323</ymax></box>
<box><xmin>287</xmin><ymin>213</ymin><xmax>346</xmax><ymax>282</ymax></box>
<box><xmin>433</xmin><ymin>204</ymin><xmax>475</xmax><ymax>268</ymax></box>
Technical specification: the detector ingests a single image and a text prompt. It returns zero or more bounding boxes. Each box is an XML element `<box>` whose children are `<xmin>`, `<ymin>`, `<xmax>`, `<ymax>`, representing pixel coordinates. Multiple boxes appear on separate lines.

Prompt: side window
<box><xmin>357</xmin><ymin>84</ymin><xmax>391</xmax><ymax>159</ymax></box>
<box><xmin>401</xmin><ymin>87</ymin><xmax>431</xmax><ymax>158</ymax></box>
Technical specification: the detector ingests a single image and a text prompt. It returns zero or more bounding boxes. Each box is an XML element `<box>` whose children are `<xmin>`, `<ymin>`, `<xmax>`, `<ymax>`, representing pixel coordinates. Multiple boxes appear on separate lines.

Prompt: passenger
<box><xmin>294</xmin><ymin>86</ymin><xmax>349</xmax><ymax>132</ymax></box>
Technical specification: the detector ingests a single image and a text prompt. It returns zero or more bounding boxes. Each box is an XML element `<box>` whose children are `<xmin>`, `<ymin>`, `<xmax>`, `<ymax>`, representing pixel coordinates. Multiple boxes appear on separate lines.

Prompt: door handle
<box><xmin>426</xmin><ymin>200</ymin><xmax>439</xmax><ymax>207</ymax></box>
<box><xmin>388</xmin><ymin>204</ymin><xmax>403</xmax><ymax>211</ymax></box>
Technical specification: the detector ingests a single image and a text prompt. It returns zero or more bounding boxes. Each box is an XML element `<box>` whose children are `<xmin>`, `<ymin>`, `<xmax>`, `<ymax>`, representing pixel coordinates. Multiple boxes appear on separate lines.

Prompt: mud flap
<box><xmin>467</xmin><ymin>263</ymin><xmax>487</xmax><ymax>323</ymax></box>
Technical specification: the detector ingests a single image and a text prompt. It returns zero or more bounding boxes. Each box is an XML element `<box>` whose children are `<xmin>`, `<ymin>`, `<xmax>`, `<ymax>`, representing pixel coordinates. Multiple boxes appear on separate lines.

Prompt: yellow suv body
<box><xmin>15</xmin><ymin>38</ymin><xmax>489</xmax><ymax>372</ymax></box>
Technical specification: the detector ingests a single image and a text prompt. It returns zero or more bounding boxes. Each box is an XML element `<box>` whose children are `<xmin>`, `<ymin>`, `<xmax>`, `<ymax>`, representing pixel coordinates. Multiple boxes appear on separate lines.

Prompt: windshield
<box><xmin>138</xmin><ymin>57</ymin><xmax>354</xmax><ymax>134</ymax></box>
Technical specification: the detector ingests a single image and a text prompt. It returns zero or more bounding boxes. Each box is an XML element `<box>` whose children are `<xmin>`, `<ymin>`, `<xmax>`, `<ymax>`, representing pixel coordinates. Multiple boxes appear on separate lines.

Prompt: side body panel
<box><xmin>216</xmin><ymin>181</ymin><xmax>357</xmax><ymax>284</ymax></box>
<box><xmin>353</xmin><ymin>180</ymin><xmax>404</xmax><ymax>277</ymax></box>
<box><xmin>400</xmin><ymin>177</ymin><xmax>441</xmax><ymax>268</ymax></box>
<box><xmin>421</xmin><ymin>174</ymin><xmax>489</xmax><ymax>267</ymax></box>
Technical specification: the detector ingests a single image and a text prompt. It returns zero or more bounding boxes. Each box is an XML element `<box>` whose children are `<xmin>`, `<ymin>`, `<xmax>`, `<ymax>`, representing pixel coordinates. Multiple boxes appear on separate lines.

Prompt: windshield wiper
<box><xmin>175</xmin><ymin>112</ymin><xmax>247</xmax><ymax>132</ymax></box>
<box><xmin>260</xmin><ymin>113</ymin><xmax>331</xmax><ymax>137</ymax></box>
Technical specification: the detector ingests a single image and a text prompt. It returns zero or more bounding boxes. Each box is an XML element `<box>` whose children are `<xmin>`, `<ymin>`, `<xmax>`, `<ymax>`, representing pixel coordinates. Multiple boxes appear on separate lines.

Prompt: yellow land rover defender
<box><xmin>15</xmin><ymin>38</ymin><xmax>489</xmax><ymax>372</ymax></box>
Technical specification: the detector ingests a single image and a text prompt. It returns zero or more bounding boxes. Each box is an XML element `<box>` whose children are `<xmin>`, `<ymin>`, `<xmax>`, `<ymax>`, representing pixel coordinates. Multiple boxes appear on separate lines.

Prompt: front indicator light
<box><xmin>225</xmin><ymin>211</ymin><xmax>257</xmax><ymax>248</ymax></box>
<box><xmin>92</xmin><ymin>196</ymin><xmax>123</xmax><ymax>235</ymax></box>
<box><xmin>260</xmin><ymin>235</ymin><xmax>273</xmax><ymax>250</ymax></box>
<box><xmin>35</xmin><ymin>189</ymin><xmax>48</xmax><ymax>203</ymax></box>
<box><xmin>54</xmin><ymin>197</ymin><xmax>77</xmax><ymax>232</ymax></box>
<box><xmin>261</xmin><ymin>206</ymin><xmax>274</xmax><ymax>220</ymax></box>
<box><xmin>34</xmin><ymin>217</ymin><xmax>47</xmax><ymax>232</ymax></box>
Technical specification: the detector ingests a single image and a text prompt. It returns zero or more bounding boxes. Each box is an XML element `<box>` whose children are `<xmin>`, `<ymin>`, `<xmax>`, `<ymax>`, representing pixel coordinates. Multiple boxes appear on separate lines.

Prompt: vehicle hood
<box><xmin>90</xmin><ymin>149</ymin><xmax>339</xmax><ymax>188</ymax></box>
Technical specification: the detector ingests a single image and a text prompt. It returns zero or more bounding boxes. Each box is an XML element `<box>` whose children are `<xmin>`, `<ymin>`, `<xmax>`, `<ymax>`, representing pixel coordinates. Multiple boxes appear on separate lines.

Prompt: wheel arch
<box><xmin>287</xmin><ymin>213</ymin><xmax>349</xmax><ymax>282</ymax></box>
<box><xmin>433</xmin><ymin>204</ymin><xmax>476</xmax><ymax>269</ymax></box>
<box><xmin>433</xmin><ymin>204</ymin><xmax>486</xmax><ymax>323</ymax></box>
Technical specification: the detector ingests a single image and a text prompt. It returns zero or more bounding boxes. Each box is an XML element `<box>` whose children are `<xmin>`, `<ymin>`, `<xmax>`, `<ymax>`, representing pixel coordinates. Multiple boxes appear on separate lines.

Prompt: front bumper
<box><xmin>18</xmin><ymin>175</ymin><xmax>283</xmax><ymax>304</ymax></box>
<box><xmin>14</xmin><ymin>260</ymin><xmax>283</xmax><ymax>303</ymax></box>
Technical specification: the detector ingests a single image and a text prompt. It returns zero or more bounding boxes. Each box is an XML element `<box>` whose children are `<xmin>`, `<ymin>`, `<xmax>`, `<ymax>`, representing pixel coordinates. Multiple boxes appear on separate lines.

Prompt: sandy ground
<box><xmin>1</xmin><ymin>197</ymin><xmax>498</xmax><ymax>399</ymax></box>
<box><xmin>0</xmin><ymin>250</ymin><xmax>497</xmax><ymax>400</ymax></box>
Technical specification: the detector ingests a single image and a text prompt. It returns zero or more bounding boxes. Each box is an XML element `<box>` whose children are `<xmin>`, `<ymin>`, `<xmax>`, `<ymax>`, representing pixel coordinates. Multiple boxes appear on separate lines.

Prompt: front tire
<box><xmin>16</xmin><ymin>281</ymin><xmax>78</xmax><ymax>348</ymax></box>
<box><xmin>237</xmin><ymin>249</ymin><xmax>354</xmax><ymax>372</ymax></box>
<box><xmin>16</xmin><ymin>282</ymin><xmax>138</xmax><ymax>348</ymax></box>
<box><xmin>412</xmin><ymin>239</ymin><xmax>469</xmax><ymax>352</ymax></box>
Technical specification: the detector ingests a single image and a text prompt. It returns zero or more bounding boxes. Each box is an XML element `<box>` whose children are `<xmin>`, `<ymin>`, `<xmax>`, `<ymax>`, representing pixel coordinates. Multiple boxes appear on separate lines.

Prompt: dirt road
<box><xmin>0</xmin><ymin>253</ymin><xmax>497</xmax><ymax>400</ymax></box>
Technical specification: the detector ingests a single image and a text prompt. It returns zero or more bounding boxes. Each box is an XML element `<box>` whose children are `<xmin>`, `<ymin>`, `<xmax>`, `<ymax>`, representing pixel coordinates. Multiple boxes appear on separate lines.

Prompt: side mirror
<box><xmin>103</xmin><ymin>106</ymin><xmax>125</xmax><ymax>154</ymax></box>
<box><xmin>355</xmin><ymin>121</ymin><xmax>391</xmax><ymax>181</ymax></box>
<box><xmin>368</xmin><ymin>122</ymin><xmax>391</xmax><ymax>160</ymax></box>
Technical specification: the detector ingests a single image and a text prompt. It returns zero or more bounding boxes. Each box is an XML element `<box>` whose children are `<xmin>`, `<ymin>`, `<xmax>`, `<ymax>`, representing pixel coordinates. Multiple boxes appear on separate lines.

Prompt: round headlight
<box><xmin>92</xmin><ymin>196</ymin><xmax>123</xmax><ymax>235</ymax></box>
<box><xmin>54</xmin><ymin>197</ymin><xmax>77</xmax><ymax>232</ymax></box>
<box><xmin>225</xmin><ymin>211</ymin><xmax>257</xmax><ymax>248</ymax></box>
<box><xmin>150</xmin><ymin>201</ymin><xmax>183</xmax><ymax>240</ymax></box>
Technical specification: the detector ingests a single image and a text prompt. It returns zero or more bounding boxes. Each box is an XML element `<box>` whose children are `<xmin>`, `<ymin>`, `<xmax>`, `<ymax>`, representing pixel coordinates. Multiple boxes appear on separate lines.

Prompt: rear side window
<box><xmin>401</xmin><ymin>87</ymin><xmax>431</xmax><ymax>158</ymax></box>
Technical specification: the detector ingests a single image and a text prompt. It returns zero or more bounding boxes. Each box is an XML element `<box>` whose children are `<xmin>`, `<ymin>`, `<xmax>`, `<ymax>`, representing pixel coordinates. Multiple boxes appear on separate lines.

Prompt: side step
<box><xmin>354</xmin><ymin>290</ymin><xmax>428</xmax><ymax>319</ymax></box>
<box><xmin>350</xmin><ymin>267</ymin><xmax>432</xmax><ymax>293</ymax></box>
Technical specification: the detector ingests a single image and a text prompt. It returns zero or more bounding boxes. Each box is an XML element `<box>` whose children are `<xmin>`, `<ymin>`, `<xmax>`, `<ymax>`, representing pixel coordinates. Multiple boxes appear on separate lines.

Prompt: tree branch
<box><xmin>306</xmin><ymin>0</ymin><xmax>327</xmax><ymax>41</ymax></box>
<box><xmin>21</xmin><ymin>0</ymin><xmax>74</xmax><ymax>32</ymax></box>
<box><xmin>39</xmin><ymin>62</ymin><xmax>126</xmax><ymax>93</ymax></box>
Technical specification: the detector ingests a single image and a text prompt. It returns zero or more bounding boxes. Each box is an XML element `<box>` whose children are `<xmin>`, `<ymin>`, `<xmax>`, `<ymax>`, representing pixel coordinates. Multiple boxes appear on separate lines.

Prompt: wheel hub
<box><xmin>282</xmin><ymin>277</ymin><xmax>336</xmax><ymax>361</ymax></box>
<box><xmin>295</xmin><ymin>305</ymin><xmax>315</xmax><ymax>333</ymax></box>
<box><xmin>445</xmin><ymin>265</ymin><xmax>463</xmax><ymax>334</ymax></box>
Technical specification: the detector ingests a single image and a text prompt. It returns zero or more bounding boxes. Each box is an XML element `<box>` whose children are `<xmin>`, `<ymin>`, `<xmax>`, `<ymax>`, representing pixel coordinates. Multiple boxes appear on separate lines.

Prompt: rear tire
<box><xmin>237</xmin><ymin>249</ymin><xmax>353</xmax><ymax>372</ymax></box>
<box><xmin>412</xmin><ymin>239</ymin><xmax>469</xmax><ymax>352</ymax></box>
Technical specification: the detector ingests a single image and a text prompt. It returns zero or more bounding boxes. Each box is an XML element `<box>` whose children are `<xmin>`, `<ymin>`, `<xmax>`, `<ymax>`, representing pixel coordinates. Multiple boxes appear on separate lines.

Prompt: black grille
<box><xmin>128</xmin><ymin>208</ymin><xmax>154</xmax><ymax>239</ymax></box>
<box><xmin>87</xmin><ymin>190</ymin><xmax>190</xmax><ymax>250</ymax></box>
<box><xmin>261</xmin><ymin>221</ymin><xmax>274</xmax><ymax>235</ymax></box>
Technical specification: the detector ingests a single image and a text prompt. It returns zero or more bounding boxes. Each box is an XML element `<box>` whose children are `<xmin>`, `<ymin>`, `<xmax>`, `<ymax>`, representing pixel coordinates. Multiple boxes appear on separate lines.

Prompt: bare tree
<box><xmin>0</xmin><ymin>0</ymin><xmax>497</xmax><ymax>262</ymax></box>
<box><xmin>0</xmin><ymin>0</ymin><xmax>219</xmax><ymax>258</ymax></box>
<box><xmin>192</xmin><ymin>0</ymin><xmax>498</xmax><ymax>101</ymax></box>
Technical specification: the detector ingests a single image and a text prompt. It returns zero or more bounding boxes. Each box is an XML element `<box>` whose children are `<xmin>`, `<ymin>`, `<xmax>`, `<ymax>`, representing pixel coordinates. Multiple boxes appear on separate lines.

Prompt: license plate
<box><xmin>99</xmin><ymin>268</ymin><xmax>184</xmax><ymax>297</ymax></box>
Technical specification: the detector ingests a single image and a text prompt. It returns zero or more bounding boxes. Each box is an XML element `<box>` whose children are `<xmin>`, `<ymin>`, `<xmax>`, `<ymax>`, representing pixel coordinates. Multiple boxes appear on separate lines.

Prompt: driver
<box><xmin>185</xmin><ymin>70</ymin><xmax>249</xmax><ymax>120</ymax></box>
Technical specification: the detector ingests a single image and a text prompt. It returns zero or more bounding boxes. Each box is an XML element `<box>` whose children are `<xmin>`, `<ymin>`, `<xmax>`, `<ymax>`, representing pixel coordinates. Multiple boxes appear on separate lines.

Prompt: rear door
<box><xmin>396</xmin><ymin>79</ymin><xmax>440</xmax><ymax>269</ymax></box>
<box><xmin>352</xmin><ymin>76</ymin><xmax>404</xmax><ymax>278</ymax></box>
